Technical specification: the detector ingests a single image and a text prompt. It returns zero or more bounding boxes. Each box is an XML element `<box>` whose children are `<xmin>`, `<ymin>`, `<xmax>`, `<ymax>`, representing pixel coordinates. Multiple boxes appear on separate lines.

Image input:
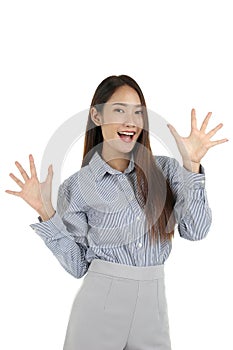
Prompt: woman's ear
<box><xmin>90</xmin><ymin>107</ymin><xmax>103</xmax><ymax>126</ymax></box>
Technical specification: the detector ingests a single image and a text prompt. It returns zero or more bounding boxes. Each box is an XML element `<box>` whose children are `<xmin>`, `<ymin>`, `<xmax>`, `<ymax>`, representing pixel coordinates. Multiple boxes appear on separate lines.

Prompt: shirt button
<box><xmin>136</xmin><ymin>216</ymin><xmax>141</xmax><ymax>220</ymax></box>
<box><xmin>137</xmin><ymin>242</ymin><xmax>142</xmax><ymax>248</ymax></box>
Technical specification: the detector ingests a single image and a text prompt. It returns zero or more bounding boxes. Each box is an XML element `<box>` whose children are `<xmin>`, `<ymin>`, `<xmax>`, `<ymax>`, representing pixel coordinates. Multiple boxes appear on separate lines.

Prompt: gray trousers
<box><xmin>63</xmin><ymin>259</ymin><xmax>172</xmax><ymax>350</ymax></box>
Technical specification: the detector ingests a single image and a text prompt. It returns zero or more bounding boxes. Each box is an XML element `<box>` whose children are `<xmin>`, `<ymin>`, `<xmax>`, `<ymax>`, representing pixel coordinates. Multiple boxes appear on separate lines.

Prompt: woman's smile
<box><xmin>117</xmin><ymin>130</ymin><xmax>137</xmax><ymax>143</ymax></box>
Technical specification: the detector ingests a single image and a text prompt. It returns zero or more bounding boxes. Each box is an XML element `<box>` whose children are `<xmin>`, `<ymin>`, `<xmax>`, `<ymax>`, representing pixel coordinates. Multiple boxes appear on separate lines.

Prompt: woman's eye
<box><xmin>135</xmin><ymin>110</ymin><xmax>143</xmax><ymax>115</ymax></box>
<box><xmin>114</xmin><ymin>108</ymin><xmax>124</xmax><ymax>113</ymax></box>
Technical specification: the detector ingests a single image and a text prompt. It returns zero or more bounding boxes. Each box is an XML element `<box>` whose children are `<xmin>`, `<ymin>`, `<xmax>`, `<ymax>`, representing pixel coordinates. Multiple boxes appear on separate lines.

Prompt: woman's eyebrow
<box><xmin>111</xmin><ymin>102</ymin><xmax>142</xmax><ymax>107</ymax></box>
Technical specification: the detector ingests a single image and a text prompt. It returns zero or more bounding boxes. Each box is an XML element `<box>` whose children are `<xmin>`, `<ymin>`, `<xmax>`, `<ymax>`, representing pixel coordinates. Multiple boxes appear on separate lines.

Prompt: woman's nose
<box><xmin>124</xmin><ymin>111</ymin><xmax>136</xmax><ymax>126</ymax></box>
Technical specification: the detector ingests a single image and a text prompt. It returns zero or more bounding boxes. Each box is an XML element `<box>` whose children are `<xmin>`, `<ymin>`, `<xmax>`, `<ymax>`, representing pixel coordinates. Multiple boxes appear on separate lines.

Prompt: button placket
<box><xmin>134</xmin><ymin>239</ymin><xmax>145</xmax><ymax>266</ymax></box>
<box><xmin>118</xmin><ymin>175</ymin><xmax>135</xmax><ymax>204</ymax></box>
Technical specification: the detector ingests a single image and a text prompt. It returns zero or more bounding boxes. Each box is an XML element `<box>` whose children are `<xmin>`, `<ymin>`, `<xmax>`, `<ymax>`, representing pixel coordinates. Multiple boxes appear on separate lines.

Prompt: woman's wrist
<box><xmin>37</xmin><ymin>206</ymin><xmax>56</xmax><ymax>222</ymax></box>
<box><xmin>182</xmin><ymin>160</ymin><xmax>201</xmax><ymax>173</ymax></box>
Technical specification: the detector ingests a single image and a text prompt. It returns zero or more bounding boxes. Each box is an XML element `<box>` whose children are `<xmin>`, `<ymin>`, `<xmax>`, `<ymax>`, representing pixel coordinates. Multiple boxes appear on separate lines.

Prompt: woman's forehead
<box><xmin>108</xmin><ymin>85</ymin><xmax>141</xmax><ymax>104</ymax></box>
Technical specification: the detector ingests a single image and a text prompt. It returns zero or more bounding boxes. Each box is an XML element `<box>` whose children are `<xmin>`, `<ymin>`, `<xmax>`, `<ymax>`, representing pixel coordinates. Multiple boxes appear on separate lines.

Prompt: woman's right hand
<box><xmin>5</xmin><ymin>154</ymin><xmax>55</xmax><ymax>221</ymax></box>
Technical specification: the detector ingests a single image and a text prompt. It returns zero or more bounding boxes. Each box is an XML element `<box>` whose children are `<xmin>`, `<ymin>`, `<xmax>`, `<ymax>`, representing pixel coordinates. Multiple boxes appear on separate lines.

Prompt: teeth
<box><xmin>118</xmin><ymin>131</ymin><xmax>135</xmax><ymax>136</ymax></box>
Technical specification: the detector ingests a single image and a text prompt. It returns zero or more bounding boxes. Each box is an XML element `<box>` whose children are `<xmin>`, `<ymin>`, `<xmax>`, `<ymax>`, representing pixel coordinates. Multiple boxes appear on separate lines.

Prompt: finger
<box><xmin>208</xmin><ymin>138</ymin><xmax>229</xmax><ymax>148</ymax></box>
<box><xmin>191</xmin><ymin>108</ymin><xmax>197</xmax><ymax>129</ymax></box>
<box><xmin>206</xmin><ymin>123</ymin><xmax>223</xmax><ymax>138</ymax></box>
<box><xmin>29</xmin><ymin>154</ymin><xmax>38</xmax><ymax>178</ymax></box>
<box><xmin>9</xmin><ymin>173</ymin><xmax>24</xmax><ymax>188</ymax></box>
<box><xmin>15</xmin><ymin>161</ymin><xmax>30</xmax><ymax>182</ymax></box>
<box><xmin>200</xmin><ymin>112</ymin><xmax>212</xmax><ymax>132</ymax></box>
<box><xmin>5</xmin><ymin>189</ymin><xmax>21</xmax><ymax>196</ymax></box>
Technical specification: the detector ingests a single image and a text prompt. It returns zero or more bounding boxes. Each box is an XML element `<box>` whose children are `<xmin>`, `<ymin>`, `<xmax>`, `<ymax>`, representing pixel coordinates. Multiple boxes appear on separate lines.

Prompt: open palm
<box><xmin>6</xmin><ymin>154</ymin><xmax>54</xmax><ymax>215</ymax></box>
<box><xmin>167</xmin><ymin>108</ymin><xmax>228</xmax><ymax>163</ymax></box>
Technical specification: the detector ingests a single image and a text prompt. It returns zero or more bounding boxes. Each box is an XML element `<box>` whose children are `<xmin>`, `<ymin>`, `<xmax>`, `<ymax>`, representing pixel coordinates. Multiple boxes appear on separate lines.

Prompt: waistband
<box><xmin>88</xmin><ymin>258</ymin><xmax>164</xmax><ymax>281</ymax></box>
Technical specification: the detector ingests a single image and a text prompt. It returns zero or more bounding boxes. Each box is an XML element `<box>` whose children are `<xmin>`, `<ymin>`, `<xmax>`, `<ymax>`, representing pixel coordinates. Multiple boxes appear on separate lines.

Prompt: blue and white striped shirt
<box><xmin>30</xmin><ymin>150</ymin><xmax>212</xmax><ymax>278</ymax></box>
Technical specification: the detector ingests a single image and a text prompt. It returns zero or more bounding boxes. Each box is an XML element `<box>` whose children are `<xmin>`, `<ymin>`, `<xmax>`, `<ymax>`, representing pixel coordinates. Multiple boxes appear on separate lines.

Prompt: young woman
<box><xmin>6</xmin><ymin>75</ymin><xmax>228</xmax><ymax>350</ymax></box>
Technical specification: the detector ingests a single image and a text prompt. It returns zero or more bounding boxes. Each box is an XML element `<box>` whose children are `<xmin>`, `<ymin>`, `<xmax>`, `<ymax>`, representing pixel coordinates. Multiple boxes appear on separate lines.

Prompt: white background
<box><xmin>1</xmin><ymin>1</ymin><xmax>232</xmax><ymax>349</ymax></box>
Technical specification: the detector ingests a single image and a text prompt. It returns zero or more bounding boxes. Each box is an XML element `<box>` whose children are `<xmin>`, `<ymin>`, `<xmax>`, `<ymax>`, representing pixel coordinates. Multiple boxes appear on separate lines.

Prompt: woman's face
<box><xmin>91</xmin><ymin>85</ymin><xmax>144</xmax><ymax>157</ymax></box>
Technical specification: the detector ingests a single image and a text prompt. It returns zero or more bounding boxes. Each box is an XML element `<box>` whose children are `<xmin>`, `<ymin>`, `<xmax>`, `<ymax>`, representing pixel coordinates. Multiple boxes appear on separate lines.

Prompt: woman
<box><xmin>5</xmin><ymin>75</ymin><xmax>228</xmax><ymax>349</ymax></box>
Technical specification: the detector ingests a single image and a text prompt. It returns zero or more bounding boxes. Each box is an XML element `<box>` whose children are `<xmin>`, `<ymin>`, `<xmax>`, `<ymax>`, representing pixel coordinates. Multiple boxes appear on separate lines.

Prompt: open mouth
<box><xmin>117</xmin><ymin>131</ymin><xmax>136</xmax><ymax>143</ymax></box>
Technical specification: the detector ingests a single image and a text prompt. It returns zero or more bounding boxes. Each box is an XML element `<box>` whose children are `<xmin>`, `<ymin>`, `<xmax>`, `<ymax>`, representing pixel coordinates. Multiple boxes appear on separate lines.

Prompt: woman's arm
<box><xmin>171</xmin><ymin>157</ymin><xmax>212</xmax><ymax>240</ymax></box>
<box><xmin>166</xmin><ymin>108</ymin><xmax>228</xmax><ymax>239</ymax></box>
<box><xmin>6</xmin><ymin>154</ymin><xmax>90</xmax><ymax>278</ymax></box>
<box><xmin>30</xmin><ymin>177</ymin><xmax>90</xmax><ymax>278</ymax></box>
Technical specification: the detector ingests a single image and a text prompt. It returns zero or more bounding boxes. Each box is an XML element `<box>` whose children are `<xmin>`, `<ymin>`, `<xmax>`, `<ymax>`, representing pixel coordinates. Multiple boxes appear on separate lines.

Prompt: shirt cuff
<box><xmin>182</xmin><ymin>163</ymin><xmax>206</xmax><ymax>190</ymax></box>
<box><xmin>30</xmin><ymin>211</ymin><xmax>75</xmax><ymax>242</ymax></box>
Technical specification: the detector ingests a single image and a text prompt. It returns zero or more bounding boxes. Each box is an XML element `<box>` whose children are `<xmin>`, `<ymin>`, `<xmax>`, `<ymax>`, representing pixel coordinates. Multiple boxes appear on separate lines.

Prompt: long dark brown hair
<box><xmin>81</xmin><ymin>75</ymin><xmax>176</xmax><ymax>245</ymax></box>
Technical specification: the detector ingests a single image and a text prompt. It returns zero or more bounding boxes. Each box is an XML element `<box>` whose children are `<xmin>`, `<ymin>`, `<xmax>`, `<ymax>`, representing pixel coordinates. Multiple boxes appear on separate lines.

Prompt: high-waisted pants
<box><xmin>63</xmin><ymin>258</ymin><xmax>172</xmax><ymax>350</ymax></box>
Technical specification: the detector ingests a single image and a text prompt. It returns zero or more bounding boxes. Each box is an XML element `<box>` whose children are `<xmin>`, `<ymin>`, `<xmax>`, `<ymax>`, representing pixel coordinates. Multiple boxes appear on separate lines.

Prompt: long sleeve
<box><xmin>30</xmin><ymin>177</ymin><xmax>90</xmax><ymax>278</ymax></box>
<box><xmin>170</xmin><ymin>157</ymin><xmax>212</xmax><ymax>240</ymax></box>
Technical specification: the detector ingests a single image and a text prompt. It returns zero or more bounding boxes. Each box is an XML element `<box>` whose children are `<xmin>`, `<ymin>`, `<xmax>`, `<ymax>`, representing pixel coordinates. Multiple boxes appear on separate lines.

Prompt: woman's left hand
<box><xmin>167</xmin><ymin>108</ymin><xmax>228</xmax><ymax>165</ymax></box>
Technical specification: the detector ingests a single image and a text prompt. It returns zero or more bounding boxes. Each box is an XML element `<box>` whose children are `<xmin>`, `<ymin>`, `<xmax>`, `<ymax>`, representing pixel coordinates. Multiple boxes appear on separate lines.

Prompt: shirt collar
<box><xmin>89</xmin><ymin>150</ymin><xmax>135</xmax><ymax>182</ymax></box>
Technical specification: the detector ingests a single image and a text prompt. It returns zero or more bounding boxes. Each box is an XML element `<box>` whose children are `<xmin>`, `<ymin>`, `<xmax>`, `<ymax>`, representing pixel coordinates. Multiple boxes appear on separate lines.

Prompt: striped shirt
<box><xmin>30</xmin><ymin>150</ymin><xmax>212</xmax><ymax>278</ymax></box>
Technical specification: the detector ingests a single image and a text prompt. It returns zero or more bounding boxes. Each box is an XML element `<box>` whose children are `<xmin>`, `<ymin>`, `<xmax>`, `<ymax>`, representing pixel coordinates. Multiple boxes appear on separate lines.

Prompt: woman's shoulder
<box><xmin>154</xmin><ymin>154</ymin><xmax>179</xmax><ymax>169</ymax></box>
<box><xmin>62</xmin><ymin>163</ymin><xmax>94</xmax><ymax>189</ymax></box>
<box><xmin>153</xmin><ymin>154</ymin><xmax>180</xmax><ymax>181</ymax></box>
<box><xmin>57</xmin><ymin>164</ymin><xmax>94</xmax><ymax>209</ymax></box>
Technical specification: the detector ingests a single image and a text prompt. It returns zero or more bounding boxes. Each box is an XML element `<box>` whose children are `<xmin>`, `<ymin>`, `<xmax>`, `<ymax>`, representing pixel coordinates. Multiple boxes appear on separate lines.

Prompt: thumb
<box><xmin>167</xmin><ymin>123</ymin><xmax>181</xmax><ymax>141</ymax></box>
<box><xmin>46</xmin><ymin>164</ymin><xmax>54</xmax><ymax>183</ymax></box>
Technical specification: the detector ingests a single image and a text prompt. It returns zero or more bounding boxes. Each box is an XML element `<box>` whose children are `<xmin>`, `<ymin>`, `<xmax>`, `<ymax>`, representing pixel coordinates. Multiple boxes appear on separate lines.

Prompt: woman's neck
<box><xmin>101</xmin><ymin>147</ymin><xmax>131</xmax><ymax>173</ymax></box>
